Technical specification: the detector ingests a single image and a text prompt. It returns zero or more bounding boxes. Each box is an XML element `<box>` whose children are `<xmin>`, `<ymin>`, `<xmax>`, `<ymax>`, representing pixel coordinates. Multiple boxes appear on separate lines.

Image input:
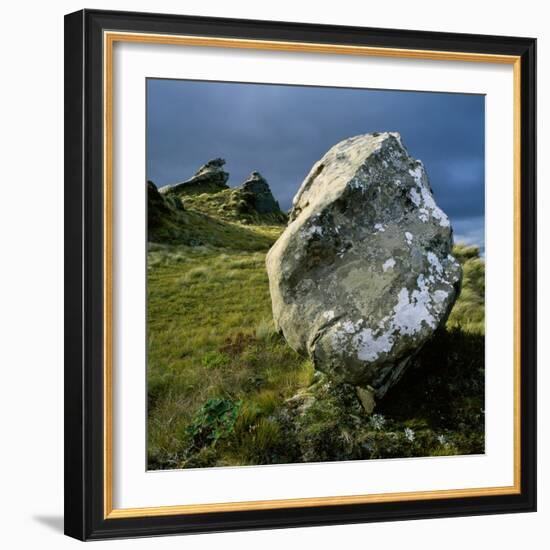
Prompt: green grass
<box><xmin>446</xmin><ymin>244</ymin><xmax>485</xmax><ymax>333</ymax></box>
<box><xmin>183</xmin><ymin>188</ymin><xmax>288</xmax><ymax>226</ymax></box>
<box><xmin>147</xmin><ymin>206</ymin><xmax>282</xmax><ymax>250</ymax></box>
<box><xmin>147</xmin><ymin>216</ymin><xmax>485</xmax><ymax>469</ymax></box>
<box><xmin>147</xmin><ymin>226</ymin><xmax>317</xmax><ymax>468</ymax></box>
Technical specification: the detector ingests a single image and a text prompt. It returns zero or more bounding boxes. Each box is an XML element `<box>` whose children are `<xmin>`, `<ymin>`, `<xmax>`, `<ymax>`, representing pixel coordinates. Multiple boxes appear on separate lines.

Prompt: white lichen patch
<box><xmin>382</xmin><ymin>258</ymin><xmax>396</xmax><ymax>272</ymax></box>
<box><xmin>348</xmin><ymin>177</ymin><xmax>369</xmax><ymax>191</ymax></box>
<box><xmin>301</xmin><ymin>224</ymin><xmax>324</xmax><ymax>239</ymax></box>
<box><xmin>374</xmin><ymin>223</ymin><xmax>385</xmax><ymax>233</ymax></box>
<box><xmin>341</xmin><ymin>320</ymin><xmax>358</xmax><ymax>334</ymax></box>
<box><xmin>322</xmin><ymin>310</ymin><xmax>336</xmax><ymax>321</ymax></box>
<box><xmin>330</xmin><ymin>265</ymin><xmax>454</xmax><ymax>364</ymax></box>
<box><xmin>447</xmin><ymin>253</ymin><xmax>460</xmax><ymax>268</ymax></box>
<box><xmin>426</xmin><ymin>252</ymin><xmax>444</xmax><ymax>276</ymax></box>
<box><xmin>408</xmin><ymin>165</ymin><xmax>450</xmax><ymax>227</ymax></box>
<box><xmin>409</xmin><ymin>188</ymin><xmax>422</xmax><ymax>207</ymax></box>
<box><xmin>405</xmin><ymin>232</ymin><xmax>413</xmax><ymax>245</ymax></box>
<box><xmin>392</xmin><ymin>275</ymin><xmax>436</xmax><ymax>336</ymax></box>
<box><xmin>330</xmin><ymin>266</ymin><xmax>450</xmax><ymax>363</ymax></box>
<box><xmin>389</xmin><ymin>132</ymin><xmax>403</xmax><ymax>146</ymax></box>
<box><xmin>409</xmin><ymin>164</ymin><xmax>424</xmax><ymax>182</ymax></box>
<box><xmin>332</xmin><ymin>319</ymin><xmax>394</xmax><ymax>363</ymax></box>
<box><xmin>419</xmin><ymin>184</ymin><xmax>450</xmax><ymax>227</ymax></box>
<box><xmin>354</xmin><ymin>328</ymin><xmax>394</xmax><ymax>362</ymax></box>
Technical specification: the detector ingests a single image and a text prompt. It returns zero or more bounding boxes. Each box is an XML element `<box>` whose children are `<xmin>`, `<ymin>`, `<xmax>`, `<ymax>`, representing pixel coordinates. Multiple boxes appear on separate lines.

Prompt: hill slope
<box><xmin>157</xmin><ymin>159</ymin><xmax>288</xmax><ymax>230</ymax></box>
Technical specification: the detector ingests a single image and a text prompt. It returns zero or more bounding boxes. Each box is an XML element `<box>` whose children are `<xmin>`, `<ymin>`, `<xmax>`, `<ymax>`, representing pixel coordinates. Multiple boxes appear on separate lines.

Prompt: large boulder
<box><xmin>266</xmin><ymin>132</ymin><xmax>461</xmax><ymax>404</ymax></box>
<box><xmin>161</xmin><ymin>158</ymin><xmax>229</xmax><ymax>196</ymax></box>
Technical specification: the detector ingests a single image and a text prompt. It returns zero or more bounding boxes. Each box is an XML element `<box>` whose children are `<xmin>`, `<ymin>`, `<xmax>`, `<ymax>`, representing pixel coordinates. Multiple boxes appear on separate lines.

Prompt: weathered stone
<box><xmin>238</xmin><ymin>171</ymin><xmax>282</xmax><ymax>214</ymax></box>
<box><xmin>266</xmin><ymin>132</ymin><xmax>461</xmax><ymax>399</ymax></box>
<box><xmin>148</xmin><ymin>180</ymin><xmax>168</xmax><ymax>216</ymax></box>
<box><xmin>161</xmin><ymin>158</ymin><xmax>229</xmax><ymax>196</ymax></box>
<box><xmin>356</xmin><ymin>386</ymin><xmax>376</xmax><ymax>414</ymax></box>
<box><xmin>148</xmin><ymin>180</ymin><xmax>183</xmax><ymax>224</ymax></box>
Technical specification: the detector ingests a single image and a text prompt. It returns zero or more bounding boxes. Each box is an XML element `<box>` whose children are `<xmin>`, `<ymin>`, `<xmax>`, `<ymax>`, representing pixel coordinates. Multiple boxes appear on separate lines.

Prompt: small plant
<box><xmin>404</xmin><ymin>427</ymin><xmax>415</xmax><ymax>442</ymax></box>
<box><xmin>186</xmin><ymin>398</ymin><xmax>242</xmax><ymax>450</ymax></box>
<box><xmin>255</xmin><ymin>318</ymin><xmax>276</xmax><ymax>341</ymax></box>
<box><xmin>245</xmin><ymin>418</ymin><xmax>282</xmax><ymax>461</ymax></box>
<box><xmin>369</xmin><ymin>414</ymin><xmax>386</xmax><ymax>431</ymax></box>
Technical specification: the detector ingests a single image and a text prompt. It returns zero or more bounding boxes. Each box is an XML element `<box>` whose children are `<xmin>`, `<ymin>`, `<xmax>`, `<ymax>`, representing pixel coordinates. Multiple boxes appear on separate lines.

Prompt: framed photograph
<box><xmin>64</xmin><ymin>9</ymin><xmax>536</xmax><ymax>541</ymax></box>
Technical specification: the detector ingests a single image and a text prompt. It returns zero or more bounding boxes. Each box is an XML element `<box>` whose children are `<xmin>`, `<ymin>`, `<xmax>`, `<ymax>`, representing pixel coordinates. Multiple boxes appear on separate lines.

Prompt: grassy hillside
<box><xmin>147</xmin><ymin>225</ymin><xmax>312</xmax><ymax>468</ymax></box>
<box><xmin>446</xmin><ymin>244</ymin><xmax>485</xmax><ymax>333</ymax></box>
<box><xmin>147</xmin><ymin>207</ymin><xmax>485</xmax><ymax>469</ymax></box>
<box><xmin>183</xmin><ymin>187</ymin><xmax>288</xmax><ymax>226</ymax></box>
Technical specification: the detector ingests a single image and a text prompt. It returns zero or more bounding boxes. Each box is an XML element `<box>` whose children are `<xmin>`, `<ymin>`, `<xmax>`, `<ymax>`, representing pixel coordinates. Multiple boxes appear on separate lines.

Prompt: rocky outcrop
<box><xmin>238</xmin><ymin>171</ymin><xmax>282</xmax><ymax>214</ymax></box>
<box><xmin>266</xmin><ymin>132</ymin><xmax>461</xmax><ymax>406</ymax></box>
<box><xmin>148</xmin><ymin>179</ymin><xmax>184</xmax><ymax>226</ymax></box>
<box><xmin>161</xmin><ymin>158</ymin><xmax>229</xmax><ymax>196</ymax></box>
<box><xmin>196</xmin><ymin>170</ymin><xmax>288</xmax><ymax>225</ymax></box>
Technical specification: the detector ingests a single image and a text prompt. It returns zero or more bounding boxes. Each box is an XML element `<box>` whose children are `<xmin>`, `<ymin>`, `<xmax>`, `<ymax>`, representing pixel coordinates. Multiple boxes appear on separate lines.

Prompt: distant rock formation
<box><xmin>237</xmin><ymin>171</ymin><xmax>283</xmax><ymax>215</ymax></box>
<box><xmin>148</xmin><ymin>180</ymin><xmax>185</xmax><ymax>240</ymax></box>
<box><xmin>149</xmin><ymin>179</ymin><xmax>184</xmax><ymax>217</ymax></box>
<box><xmin>161</xmin><ymin>158</ymin><xmax>229</xmax><ymax>196</ymax></box>
<box><xmin>266</xmin><ymin>132</ymin><xmax>462</xmax><ymax>409</ymax></box>
<box><xmin>156</xmin><ymin>160</ymin><xmax>287</xmax><ymax>225</ymax></box>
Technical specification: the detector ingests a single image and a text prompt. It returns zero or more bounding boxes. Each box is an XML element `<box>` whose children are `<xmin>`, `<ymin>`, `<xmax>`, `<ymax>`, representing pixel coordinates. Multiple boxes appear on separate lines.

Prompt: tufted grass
<box><xmin>446</xmin><ymin>244</ymin><xmax>485</xmax><ymax>334</ymax></box>
<box><xmin>147</xmin><ymin>223</ymin><xmax>318</xmax><ymax>469</ymax></box>
<box><xmin>183</xmin><ymin>188</ymin><xmax>288</xmax><ymax>226</ymax></box>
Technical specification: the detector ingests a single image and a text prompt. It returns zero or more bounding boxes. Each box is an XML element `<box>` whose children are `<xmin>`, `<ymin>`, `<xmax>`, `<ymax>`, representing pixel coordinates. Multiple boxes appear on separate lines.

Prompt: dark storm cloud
<box><xmin>147</xmin><ymin>79</ymin><xmax>485</xmax><ymax>247</ymax></box>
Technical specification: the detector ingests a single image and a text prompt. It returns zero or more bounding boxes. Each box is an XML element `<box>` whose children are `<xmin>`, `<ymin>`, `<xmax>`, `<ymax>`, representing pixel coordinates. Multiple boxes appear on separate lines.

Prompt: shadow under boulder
<box><xmin>275</xmin><ymin>327</ymin><xmax>485</xmax><ymax>463</ymax></box>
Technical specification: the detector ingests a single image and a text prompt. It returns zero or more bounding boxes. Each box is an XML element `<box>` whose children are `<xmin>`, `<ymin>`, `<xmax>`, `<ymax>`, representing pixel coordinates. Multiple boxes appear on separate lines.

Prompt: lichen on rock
<box><xmin>266</xmin><ymin>132</ymin><xmax>462</xmax><ymax>402</ymax></box>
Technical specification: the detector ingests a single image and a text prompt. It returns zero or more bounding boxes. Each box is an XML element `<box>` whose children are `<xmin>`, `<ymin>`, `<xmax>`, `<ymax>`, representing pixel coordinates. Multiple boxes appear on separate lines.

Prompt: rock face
<box><xmin>148</xmin><ymin>179</ymin><xmax>184</xmax><ymax>221</ymax></box>
<box><xmin>161</xmin><ymin>158</ymin><xmax>229</xmax><ymax>196</ymax></box>
<box><xmin>238</xmin><ymin>171</ymin><xmax>282</xmax><ymax>214</ymax></box>
<box><xmin>147</xmin><ymin>180</ymin><xmax>185</xmax><ymax>241</ymax></box>
<box><xmin>266</xmin><ymin>132</ymin><xmax>462</xmax><ymax>402</ymax></box>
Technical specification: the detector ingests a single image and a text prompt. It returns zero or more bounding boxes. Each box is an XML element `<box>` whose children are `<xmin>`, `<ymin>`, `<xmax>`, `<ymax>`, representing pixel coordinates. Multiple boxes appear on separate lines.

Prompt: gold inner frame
<box><xmin>103</xmin><ymin>30</ymin><xmax>522</xmax><ymax>519</ymax></box>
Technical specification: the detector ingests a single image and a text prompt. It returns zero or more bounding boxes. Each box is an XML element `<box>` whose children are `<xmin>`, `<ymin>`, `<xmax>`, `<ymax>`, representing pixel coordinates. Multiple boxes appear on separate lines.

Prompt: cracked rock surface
<box><xmin>266</xmin><ymin>132</ymin><xmax>462</xmax><ymax>398</ymax></box>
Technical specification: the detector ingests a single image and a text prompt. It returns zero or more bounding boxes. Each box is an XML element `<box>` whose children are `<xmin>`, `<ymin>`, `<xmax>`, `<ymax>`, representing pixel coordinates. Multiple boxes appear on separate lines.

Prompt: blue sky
<box><xmin>147</xmin><ymin>79</ymin><xmax>485</xmax><ymax>250</ymax></box>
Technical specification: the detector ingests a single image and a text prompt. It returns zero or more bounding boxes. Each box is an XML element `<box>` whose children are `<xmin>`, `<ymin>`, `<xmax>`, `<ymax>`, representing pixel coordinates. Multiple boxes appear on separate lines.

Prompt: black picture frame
<box><xmin>64</xmin><ymin>8</ymin><xmax>537</xmax><ymax>541</ymax></box>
